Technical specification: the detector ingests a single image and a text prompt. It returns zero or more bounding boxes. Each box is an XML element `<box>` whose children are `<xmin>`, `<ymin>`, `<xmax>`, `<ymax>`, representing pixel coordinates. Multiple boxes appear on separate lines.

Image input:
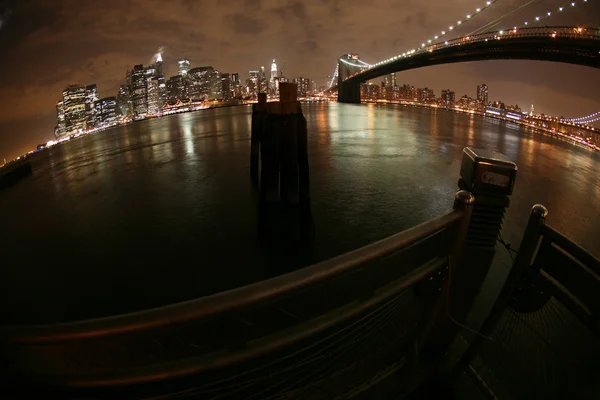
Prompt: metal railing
<box><xmin>346</xmin><ymin>26</ymin><xmax>600</xmax><ymax>81</ymax></box>
<box><xmin>1</xmin><ymin>191</ymin><xmax>474</xmax><ymax>398</ymax></box>
<box><xmin>459</xmin><ymin>204</ymin><xmax>600</xmax><ymax>399</ymax></box>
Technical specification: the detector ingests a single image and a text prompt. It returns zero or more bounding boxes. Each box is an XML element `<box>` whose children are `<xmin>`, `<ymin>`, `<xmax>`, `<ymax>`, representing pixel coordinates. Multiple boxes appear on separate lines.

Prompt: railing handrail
<box><xmin>1</xmin><ymin>210</ymin><xmax>464</xmax><ymax>344</ymax></box>
<box><xmin>540</xmin><ymin>224</ymin><xmax>600</xmax><ymax>275</ymax></box>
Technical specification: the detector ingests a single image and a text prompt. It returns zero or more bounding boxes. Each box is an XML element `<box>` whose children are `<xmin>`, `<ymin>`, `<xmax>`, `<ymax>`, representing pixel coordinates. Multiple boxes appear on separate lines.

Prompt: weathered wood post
<box><xmin>254</xmin><ymin>83</ymin><xmax>314</xmax><ymax>239</ymax></box>
<box><xmin>250</xmin><ymin>93</ymin><xmax>267</xmax><ymax>185</ymax></box>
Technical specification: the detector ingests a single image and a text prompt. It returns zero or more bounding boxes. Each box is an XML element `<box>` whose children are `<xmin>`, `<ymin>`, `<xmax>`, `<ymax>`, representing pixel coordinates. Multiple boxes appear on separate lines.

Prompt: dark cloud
<box><xmin>226</xmin><ymin>13</ymin><xmax>265</xmax><ymax>34</ymax></box>
<box><xmin>0</xmin><ymin>0</ymin><xmax>599</xmax><ymax>160</ymax></box>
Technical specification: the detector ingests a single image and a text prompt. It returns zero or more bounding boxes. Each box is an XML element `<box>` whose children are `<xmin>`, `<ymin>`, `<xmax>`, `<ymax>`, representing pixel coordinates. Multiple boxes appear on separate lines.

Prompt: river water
<box><xmin>2</xmin><ymin>103</ymin><xmax>599</xmax><ymax>324</ymax></box>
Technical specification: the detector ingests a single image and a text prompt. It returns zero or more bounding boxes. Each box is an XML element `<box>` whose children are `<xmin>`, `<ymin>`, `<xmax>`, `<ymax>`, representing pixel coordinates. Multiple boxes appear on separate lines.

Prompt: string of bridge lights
<box><xmin>562</xmin><ymin>111</ymin><xmax>600</xmax><ymax>124</ymax></box>
<box><xmin>369</xmin><ymin>0</ymin><xmax>501</xmax><ymax>68</ymax></box>
<box><xmin>365</xmin><ymin>0</ymin><xmax>592</xmax><ymax>70</ymax></box>
<box><xmin>522</xmin><ymin>0</ymin><xmax>589</xmax><ymax>27</ymax></box>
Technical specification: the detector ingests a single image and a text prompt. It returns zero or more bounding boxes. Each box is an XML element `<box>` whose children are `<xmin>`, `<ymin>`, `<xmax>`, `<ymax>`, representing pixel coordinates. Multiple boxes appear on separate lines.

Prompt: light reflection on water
<box><xmin>1</xmin><ymin>103</ymin><xmax>599</xmax><ymax>324</ymax></box>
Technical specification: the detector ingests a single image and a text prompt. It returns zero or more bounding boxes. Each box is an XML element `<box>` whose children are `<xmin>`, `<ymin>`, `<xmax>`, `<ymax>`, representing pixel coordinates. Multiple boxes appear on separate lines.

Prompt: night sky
<box><xmin>0</xmin><ymin>0</ymin><xmax>598</xmax><ymax>160</ymax></box>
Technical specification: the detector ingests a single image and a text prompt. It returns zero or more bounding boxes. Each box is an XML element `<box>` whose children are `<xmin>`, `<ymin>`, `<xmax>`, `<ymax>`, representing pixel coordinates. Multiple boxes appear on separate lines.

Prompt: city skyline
<box><xmin>0</xmin><ymin>0</ymin><xmax>599</xmax><ymax>159</ymax></box>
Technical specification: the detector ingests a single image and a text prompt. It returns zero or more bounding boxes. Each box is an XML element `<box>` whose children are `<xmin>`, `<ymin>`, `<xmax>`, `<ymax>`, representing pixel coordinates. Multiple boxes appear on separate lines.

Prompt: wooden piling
<box><xmin>250</xmin><ymin>93</ymin><xmax>267</xmax><ymax>184</ymax></box>
<box><xmin>253</xmin><ymin>82</ymin><xmax>314</xmax><ymax>239</ymax></box>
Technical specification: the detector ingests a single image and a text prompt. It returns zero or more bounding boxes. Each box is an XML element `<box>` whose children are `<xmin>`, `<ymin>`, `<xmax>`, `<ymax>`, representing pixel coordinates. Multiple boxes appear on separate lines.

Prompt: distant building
<box><xmin>157</xmin><ymin>75</ymin><xmax>167</xmax><ymax>103</ymax></box>
<box><xmin>231</xmin><ymin>73</ymin><xmax>241</xmax><ymax>97</ymax></box>
<box><xmin>55</xmin><ymin>101</ymin><xmax>66</xmax><ymax>138</ymax></box>
<box><xmin>94</xmin><ymin>97</ymin><xmax>117</xmax><ymax>127</ymax></box>
<box><xmin>131</xmin><ymin>64</ymin><xmax>148</xmax><ymax>115</ymax></box>
<box><xmin>477</xmin><ymin>84</ymin><xmax>488</xmax><ymax>105</ymax></box>
<box><xmin>211</xmin><ymin>70</ymin><xmax>222</xmax><ymax>100</ymax></box>
<box><xmin>178</xmin><ymin>59</ymin><xmax>191</xmax><ymax>76</ymax></box>
<box><xmin>259</xmin><ymin>66</ymin><xmax>268</xmax><ymax>93</ymax></box>
<box><xmin>167</xmin><ymin>75</ymin><xmax>186</xmax><ymax>102</ymax></box>
<box><xmin>155</xmin><ymin>52</ymin><xmax>163</xmax><ymax>77</ymax></box>
<box><xmin>221</xmin><ymin>73</ymin><xmax>232</xmax><ymax>100</ymax></box>
<box><xmin>188</xmin><ymin>66</ymin><xmax>214</xmax><ymax>101</ymax></box>
<box><xmin>295</xmin><ymin>77</ymin><xmax>311</xmax><ymax>97</ymax></box>
<box><xmin>147</xmin><ymin>77</ymin><xmax>162</xmax><ymax>115</ymax></box>
<box><xmin>418</xmin><ymin>87</ymin><xmax>435</xmax><ymax>103</ymax></box>
<box><xmin>116</xmin><ymin>84</ymin><xmax>131</xmax><ymax>117</ymax></box>
<box><xmin>360</xmin><ymin>83</ymin><xmax>380</xmax><ymax>99</ymax></box>
<box><xmin>62</xmin><ymin>84</ymin><xmax>87</xmax><ymax>134</ymax></box>
<box><xmin>85</xmin><ymin>84</ymin><xmax>99</xmax><ymax>129</ymax></box>
<box><xmin>441</xmin><ymin>89</ymin><xmax>456</xmax><ymax>107</ymax></box>
<box><xmin>270</xmin><ymin>59</ymin><xmax>277</xmax><ymax>90</ymax></box>
<box><xmin>247</xmin><ymin>70</ymin><xmax>259</xmax><ymax>97</ymax></box>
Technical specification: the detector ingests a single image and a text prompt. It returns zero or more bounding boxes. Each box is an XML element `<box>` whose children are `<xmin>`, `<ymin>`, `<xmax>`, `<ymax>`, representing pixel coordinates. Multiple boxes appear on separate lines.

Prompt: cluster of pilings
<box><xmin>250</xmin><ymin>84</ymin><xmax>314</xmax><ymax>240</ymax></box>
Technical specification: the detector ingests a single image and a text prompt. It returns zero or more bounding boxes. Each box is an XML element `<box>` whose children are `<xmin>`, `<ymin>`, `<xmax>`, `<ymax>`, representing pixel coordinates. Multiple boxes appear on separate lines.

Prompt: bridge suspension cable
<box><xmin>468</xmin><ymin>0</ymin><xmax>543</xmax><ymax>35</ymax></box>
<box><xmin>521</xmin><ymin>0</ymin><xmax>591</xmax><ymax>28</ymax></box>
<box><xmin>370</xmin><ymin>0</ymin><xmax>503</xmax><ymax>68</ymax></box>
<box><xmin>562</xmin><ymin>111</ymin><xmax>600</xmax><ymax>124</ymax></box>
<box><xmin>328</xmin><ymin>64</ymin><xmax>339</xmax><ymax>89</ymax></box>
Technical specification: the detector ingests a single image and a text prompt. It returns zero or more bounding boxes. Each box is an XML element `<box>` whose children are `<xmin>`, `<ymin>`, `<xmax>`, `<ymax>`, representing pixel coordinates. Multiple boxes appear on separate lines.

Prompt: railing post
<box><xmin>457</xmin><ymin>204</ymin><xmax>548</xmax><ymax>371</ymax></box>
<box><xmin>423</xmin><ymin>147</ymin><xmax>517</xmax><ymax>358</ymax></box>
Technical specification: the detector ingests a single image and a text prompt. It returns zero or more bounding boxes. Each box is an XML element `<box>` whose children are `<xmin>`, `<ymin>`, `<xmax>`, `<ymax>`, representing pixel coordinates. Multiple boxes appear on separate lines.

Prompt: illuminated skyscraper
<box><xmin>94</xmin><ymin>97</ymin><xmax>117</xmax><ymax>127</ymax></box>
<box><xmin>188</xmin><ymin>66</ymin><xmax>214</xmax><ymax>101</ymax></box>
<box><xmin>270</xmin><ymin>59</ymin><xmax>277</xmax><ymax>89</ymax></box>
<box><xmin>247</xmin><ymin>70</ymin><xmax>259</xmax><ymax>97</ymax></box>
<box><xmin>221</xmin><ymin>73</ymin><xmax>231</xmax><ymax>100</ymax></box>
<box><xmin>231</xmin><ymin>73</ymin><xmax>241</xmax><ymax>97</ymax></box>
<box><xmin>155</xmin><ymin>52</ymin><xmax>163</xmax><ymax>77</ymax></box>
<box><xmin>62</xmin><ymin>84</ymin><xmax>87</xmax><ymax>134</ymax></box>
<box><xmin>147</xmin><ymin>78</ymin><xmax>162</xmax><ymax>115</ymax></box>
<box><xmin>259</xmin><ymin>66</ymin><xmax>268</xmax><ymax>93</ymax></box>
<box><xmin>295</xmin><ymin>77</ymin><xmax>311</xmax><ymax>97</ymax></box>
<box><xmin>477</xmin><ymin>84</ymin><xmax>488</xmax><ymax>105</ymax></box>
<box><xmin>131</xmin><ymin>64</ymin><xmax>148</xmax><ymax>115</ymax></box>
<box><xmin>211</xmin><ymin>70</ymin><xmax>222</xmax><ymax>100</ymax></box>
<box><xmin>116</xmin><ymin>84</ymin><xmax>131</xmax><ymax>116</ymax></box>
<box><xmin>391</xmin><ymin>73</ymin><xmax>397</xmax><ymax>88</ymax></box>
<box><xmin>441</xmin><ymin>89</ymin><xmax>456</xmax><ymax>108</ymax></box>
<box><xmin>54</xmin><ymin>101</ymin><xmax>66</xmax><ymax>138</ymax></box>
<box><xmin>178</xmin><ymin>58</ymin><xmax>191</xmax><ymax>76</ymax></box>
<box><xmin>85</xmin><ymin>84</ymin><xmax>99</xmax><ymax>128</ymax></box>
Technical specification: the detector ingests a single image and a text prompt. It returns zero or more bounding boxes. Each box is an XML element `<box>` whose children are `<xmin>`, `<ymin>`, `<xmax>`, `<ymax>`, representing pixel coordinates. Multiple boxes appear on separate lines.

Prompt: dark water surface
<box><xmin>2</xmin><ymin>103</ymin><xmax>599</xmax><ymax>324</ymax></box>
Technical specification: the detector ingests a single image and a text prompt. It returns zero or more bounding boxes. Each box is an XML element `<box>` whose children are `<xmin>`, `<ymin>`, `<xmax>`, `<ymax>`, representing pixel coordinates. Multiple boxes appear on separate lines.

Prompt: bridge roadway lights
<box><xmin>338</xmin><ymin>81</ymin><xmax>361</xmax><ymax>104</ymax></box>
<box><xmin>425</xmin><ymin>147</ymin><xmax>517</xmax><ymax>358</ymax></box>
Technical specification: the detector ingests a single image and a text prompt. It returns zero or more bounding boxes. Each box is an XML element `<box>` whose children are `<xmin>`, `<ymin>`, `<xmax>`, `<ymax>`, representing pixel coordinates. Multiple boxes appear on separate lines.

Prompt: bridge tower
<box><xmin>337</xmin><ymin>54</ymin><xmax>364</xmax><ymax>104</ymax></box>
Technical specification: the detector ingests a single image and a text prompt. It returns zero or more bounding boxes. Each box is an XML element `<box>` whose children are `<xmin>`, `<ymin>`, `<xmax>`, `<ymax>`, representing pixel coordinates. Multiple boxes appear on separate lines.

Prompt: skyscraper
<box><xmin>178</xmin><ymin>59</ymin><xmax>191</xmax><ymax>76</ymax></box>
<box><xmin>441</xmin><ymin>89</ymin><xmax>456</xmax><ymax>108</ymax></box>
<box><xmin>391</xmin><ymin>73</ymin><xmax>397</xmax><ymax>88</ymax></box>
<box><xmin>295</xmin><ymin>77</ymin><xmax>311</xmax><ymax>97</ymax></box>
<box><xmin>167</xmin><ymin>75</ymin><xmax>185</xmax><ymax>102</ymax></box>
<box><xmin>477</xmin><ymin>84</ymin><xmax>488</xmax><ymax>105</ymax></box>
<box><xmin>221</xmin><ymin>73</ymin><xmax>231</xmax><ymax>100</ymax></box>
<box><xmin>211</xmin><ymin>70</ymin><xmax>222</xmax><ymax>100</ymax></box>
<box><xmin>131</xmin><ymin>64</ymin><xmax>148</xmax><ymax>115</ymax></box>
<box><xmin>62</xmin><ymin>84</ymin><xmax>87</xmax><ymax>134</ymax></box>
<box><xmin>231</xmin><ymin>73</ymin><xmax>241</xmax><ymax>97</ymax></box>
<box><xmin>94</xmin><ymin>97</ymin><xmax>117</xmax><ymax>127</ymax></box>
<box><xmin>85</xmin><ymin>84</ymin><xmax>99</xmax><ymax>129</ymax></box>
<box><xmin>270</xmin><ymin>59</ymin><xmax>277</xmax><ymax>90</ymax></box>
<box><xmin>247</xmin><ymin>70</ymin><xmax>259</xmax><ymax>97</ymax></box>
<box><xmin>188</xmin><ymin>66</ymin><xmax>215</xmax><ymax>101</ymax></box>
<box><xmin>147</xmin><ymin>78</ymin><xmax>162</xmax><ymax>115</ymax></box>
<box><xmin>55</xmin><ymin>101</ymin><xmax>66</xmax><ymax>138</ymax></box>
<box><xmin>155</xmin><ymin>52</ymin><xmax>163</xmax><ymax>78</ymax></box>
<box><xmin>259</xmin><ymin>66</ymin><xmax>268</xmax><ymax>93</ymax></box>
<box><xmin>116</xmin><ymin>84</ymin><xmax>131</xmax><ymax>117</ymax></box>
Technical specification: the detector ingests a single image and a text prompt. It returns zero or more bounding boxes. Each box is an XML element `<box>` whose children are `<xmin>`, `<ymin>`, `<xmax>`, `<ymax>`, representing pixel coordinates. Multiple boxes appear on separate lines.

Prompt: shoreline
<box><xmin>3</xmin><ymin>98</ymin><xmax>597</xmax><ymax>167</ymax></box>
